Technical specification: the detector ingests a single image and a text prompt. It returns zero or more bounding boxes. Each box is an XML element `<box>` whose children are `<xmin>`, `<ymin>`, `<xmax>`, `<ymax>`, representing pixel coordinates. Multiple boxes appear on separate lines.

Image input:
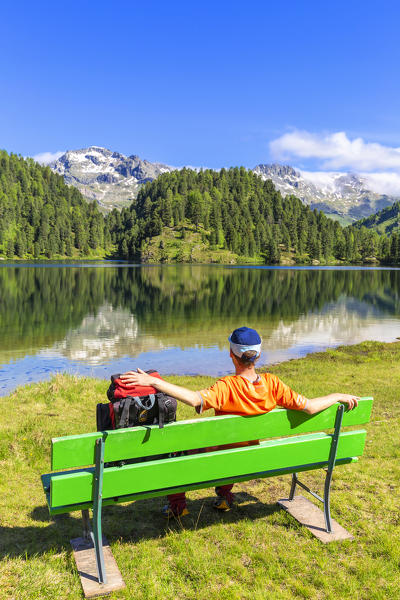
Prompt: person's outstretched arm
<box><xmin>119</xmin><ymin>370</ymin><xmax>359</xmax><ymax>414</ymax></box>
<box><xmin>303</xmin><ymin>393</ymin><xmax>359</xmax><ymax>415</ymax></box>
<box><xmin>119</xmin><ymin>369</ymin><xmax>201</xmax><ymax>407</ymax></box>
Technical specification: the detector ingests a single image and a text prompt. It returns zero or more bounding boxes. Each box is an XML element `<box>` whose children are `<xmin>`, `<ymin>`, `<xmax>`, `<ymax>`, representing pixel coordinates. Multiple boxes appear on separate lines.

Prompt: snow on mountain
<box><xmin>50</xmin><ymin>146</ymin><xmax>175</xmax><ymax>211</ymax></box>
<box><xmin>49</xmin><ymin>147</ymin><xmax>399</xmax><ymax>221</ymax></box>
<box><xmin>253</xmin><ymin>164</ymin><xmax>398</xmax><ymax>221</ymax></box>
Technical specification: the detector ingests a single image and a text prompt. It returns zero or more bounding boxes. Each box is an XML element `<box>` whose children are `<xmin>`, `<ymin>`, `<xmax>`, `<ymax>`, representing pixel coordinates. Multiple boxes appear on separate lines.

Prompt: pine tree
<box><xmin>390</xmin><ymin>233</ymin><xmax>399</xmax><ymax>263</ymax></box>
<box><xmin>6</xmin><ymin>239</ymin><xmax>14</xmax><ymax>258</ymax></box>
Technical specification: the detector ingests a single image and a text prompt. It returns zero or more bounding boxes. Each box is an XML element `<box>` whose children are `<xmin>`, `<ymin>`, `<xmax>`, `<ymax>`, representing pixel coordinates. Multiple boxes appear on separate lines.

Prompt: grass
<box><xmin>140</xmin><ymin>224</ymin><xmax>263</xmax><ymax>264</ymax></box>
<box><xmin>139</xmin><ymin>224</ymin><xmax>378</xmax><ymax>266</ymax></box>
<box><xmin>0</xmin><ymin>341</ymin><xmax>399</xmax><ymax>599</ymax></box>
<box><xmin>0</xmin><ymin>247</ymin><xmax>113</xmax><ymax>261</ymax></box>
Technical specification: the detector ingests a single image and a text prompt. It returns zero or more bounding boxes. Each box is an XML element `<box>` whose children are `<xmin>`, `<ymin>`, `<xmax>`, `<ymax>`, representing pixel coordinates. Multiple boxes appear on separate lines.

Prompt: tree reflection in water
<box><xmin>0</xmin><ymin>264</ymin><xmax>399</xmax><ymax>369</ymax></box>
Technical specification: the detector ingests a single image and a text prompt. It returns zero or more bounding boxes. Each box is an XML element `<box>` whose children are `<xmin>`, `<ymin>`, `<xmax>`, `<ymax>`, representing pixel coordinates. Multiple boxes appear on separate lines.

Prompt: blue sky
<box><xmin>1</xmin><ymin>0</ymin><xmax>400</xmax><ymax>182</ymax></box>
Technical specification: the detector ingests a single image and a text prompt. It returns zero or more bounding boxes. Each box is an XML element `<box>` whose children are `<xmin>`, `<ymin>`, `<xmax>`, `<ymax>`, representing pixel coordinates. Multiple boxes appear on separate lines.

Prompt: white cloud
<box><xmin>361</xmin><ymin>172</ymin><xmax>400</xmax><ymax>196</ymax></box>
<box><xmin>32</xmin><ymin>151</ymin><xmax>65</xmax><ymax>165</ymax></box>
<box><xmin>270</xmin><ymin>130</ymin><xmax>400</xmax><ymax>171</ymax></box>
<box><xmin>299</xmin><ymin>168</ymin><xmax>400</xmax><ymax>196</ymax></box>
<box><xmin>299</xmin><ymin>170</ymin><xmax>345</xmax><ymax>191</ymax></box>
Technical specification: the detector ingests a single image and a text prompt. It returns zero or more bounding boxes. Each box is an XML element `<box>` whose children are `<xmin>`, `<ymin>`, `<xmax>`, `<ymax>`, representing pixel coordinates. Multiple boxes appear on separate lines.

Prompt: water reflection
<box><xmin>50</xmin><ymin>305</ymin><xmax>165</xmax><ymax>364</ymax></box>
<box><xmin>268</xmin><ymin>298</ymin><xmax>399</xmax><ymax>351</ymax></box>
<box><xmin>0</xmin><ymin>265</ymin><xmax>400</xmax><ymax>394</ymax></box>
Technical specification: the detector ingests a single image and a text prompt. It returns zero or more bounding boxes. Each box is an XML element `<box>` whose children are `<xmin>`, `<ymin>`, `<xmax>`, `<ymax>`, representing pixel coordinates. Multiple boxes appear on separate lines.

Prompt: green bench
<box><xmin>41</xmin><ymin>397</ymin><xmax>373</xmax><ymax>592</ymax></box>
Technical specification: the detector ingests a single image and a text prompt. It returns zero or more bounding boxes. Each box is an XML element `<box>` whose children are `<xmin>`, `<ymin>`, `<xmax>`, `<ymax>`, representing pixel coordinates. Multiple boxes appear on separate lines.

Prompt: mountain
<box><xmin>49</xmin><ymin>147</ymin><xmax>399</xmax><ymax>222</ymax></box>
<box><xmin>252</xmin><ymin>164</ymin><xmax>397</xmax><ymax>222</ymax></box>
<box><xmin>353</xmin><ymin>200</ymin><xmax>400</xmax><ymax>234</ymax></box>
<box><xmin>50</xmin><ymin>146</ymin><xmax>174</xmax><ymax>211</ymax></box>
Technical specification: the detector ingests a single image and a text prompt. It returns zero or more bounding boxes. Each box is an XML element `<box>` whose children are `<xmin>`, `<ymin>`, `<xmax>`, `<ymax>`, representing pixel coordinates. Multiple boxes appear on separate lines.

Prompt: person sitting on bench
<box><xmin>120</xmin><ymin>326</ymin><xmax>359</xmax><ymax>517</ymax></box>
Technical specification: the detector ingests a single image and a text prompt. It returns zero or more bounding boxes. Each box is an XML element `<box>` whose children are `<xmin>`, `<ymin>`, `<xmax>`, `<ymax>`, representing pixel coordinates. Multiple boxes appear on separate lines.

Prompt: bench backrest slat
<box><xmin>50</xmin><ymin>429</ymin><xmax>366</xmax><ymax>508</ymax></box>
<box><xmin>51</xmin><ymin>397</ymin><xmax>373</xmax><ymax>470</ymax></box>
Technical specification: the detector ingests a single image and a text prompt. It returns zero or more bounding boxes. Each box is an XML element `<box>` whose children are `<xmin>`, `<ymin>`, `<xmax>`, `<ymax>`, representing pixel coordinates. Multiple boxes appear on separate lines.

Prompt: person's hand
<box><xmin>119</xmin><ymin>368</ymin><xmax>155</xmax><ymax>388</ymax></box>
<box><xmin>336</xmin><ymin>394</ymin><xmax>359</xmax><ymax>410</ymax></box>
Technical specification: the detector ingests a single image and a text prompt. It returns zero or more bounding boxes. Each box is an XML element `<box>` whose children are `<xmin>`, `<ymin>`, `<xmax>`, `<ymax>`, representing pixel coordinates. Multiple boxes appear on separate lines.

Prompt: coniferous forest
<box><xmin>0</xmin><ymin>151</ymin><xmax>111</xmax><ymax>259</ymax></box>
<box><xmin>1</xmin><ymin>151</ymin><xmax>400</xmax><ymax>264</ymax></box>
<box><xmin>109</xmin><ymin>167</ymin><xmax>400</xmax><ymax>264</ymax></box>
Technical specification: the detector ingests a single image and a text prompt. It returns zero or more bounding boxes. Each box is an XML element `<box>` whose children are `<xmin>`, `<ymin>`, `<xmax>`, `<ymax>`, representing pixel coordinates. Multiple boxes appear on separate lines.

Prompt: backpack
<box><xmin>96</xmin><ymin>370</ymin><xmax>177</xmax><ymax>432</ymax></box>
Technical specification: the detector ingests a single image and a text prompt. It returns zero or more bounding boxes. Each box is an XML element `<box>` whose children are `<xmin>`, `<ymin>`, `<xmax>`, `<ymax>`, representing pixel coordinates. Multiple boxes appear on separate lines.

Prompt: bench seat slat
<box><xmin>50</xmin><ymin>430</ymin><xmax>366</xmax><ymax>508</ymax></box>
<box><xmin>44</xmin><ymin>456</ymin><xmax>358</xmax><ymax>515</ymax></box>
<box><xmin>51</xmin><ymin>398</ymin><xmax>373</xmax><ymax>470</ymax></box>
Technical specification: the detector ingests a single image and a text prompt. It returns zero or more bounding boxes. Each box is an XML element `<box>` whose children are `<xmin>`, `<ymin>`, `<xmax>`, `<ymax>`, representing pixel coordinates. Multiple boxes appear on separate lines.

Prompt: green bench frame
<box><xmin>41</xmin><ymin>397</ymin><xmax>373</xmax><ymax>585</ymax></box>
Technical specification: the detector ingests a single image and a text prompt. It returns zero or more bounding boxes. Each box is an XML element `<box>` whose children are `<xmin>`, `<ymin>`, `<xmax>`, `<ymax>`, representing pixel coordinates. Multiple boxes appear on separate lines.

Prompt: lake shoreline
<box><xmin>0</xmin><ymin>255</ymin><xmax>392</xmax><ymax>266</ymax></box>
<box><xmin>2</xmin><ymin>258</ymin><xmax>400</xmax><ymax>270</ymax></box>
<box><xmin>3</xmin><ymin>339</ymin><xmax>399</xmax><ymax>397</ymax></box>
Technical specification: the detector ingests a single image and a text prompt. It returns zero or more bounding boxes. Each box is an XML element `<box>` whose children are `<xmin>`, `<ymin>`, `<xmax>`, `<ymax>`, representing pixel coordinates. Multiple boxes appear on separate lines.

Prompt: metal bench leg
<box><xmin>90</xmin><ymin>436</ymin><xmax>107</xmax><ymax>584</ymax></box>
<box><xmin>289</xmin><ymin>473</ymin><xmax>298</xmax><ymax>500</ymax></box>
<box><xmin>324</xmin><ymin>469</ymin><xmax>333</xmax><ymax>533</ymax></box>
<box><xmin>284</xmin><ymin>405</ymin><xmax>345</xmax><ymax>534</ymax></box>
<box><xmin>81</xmin><ymin>509</ymin><xmax>91</xmax><ymax>541</ymax></box>
<box><xmin>323</xmin><ymin>405</ymin><xmax>344</xmax><ymax>533</ymax></box>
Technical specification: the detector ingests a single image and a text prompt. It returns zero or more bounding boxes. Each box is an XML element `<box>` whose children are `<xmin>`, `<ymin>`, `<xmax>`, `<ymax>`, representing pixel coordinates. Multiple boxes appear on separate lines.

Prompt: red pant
<box><xmin>167</xmin><ymin>444</ymin><xmax>246</xmax><ymax>513</ymax></box>
<box><xmin>168</xmin><ymin>484</ymin><xmax>234</xmax><ymax>513</ymax></box>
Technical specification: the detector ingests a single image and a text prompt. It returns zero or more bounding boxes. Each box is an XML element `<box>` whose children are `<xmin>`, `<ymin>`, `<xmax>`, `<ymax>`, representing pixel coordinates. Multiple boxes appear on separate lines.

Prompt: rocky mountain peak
<box><xmin>48</xmin><ymin>148</ymin><xmax>400</xmax><ymax>222</ymax></box>
<box><xmin>50</xmin><ymin>147</ymin><xmax>174</xmax><ymax>211</ymax></box>
<box><xmin>253</xmin><ymin>164</ymin><xmax>398</xmax><ymax>221</ymax></box>
<box><xmin>254</xmin><ymin>163</ymin><xmax>299</xmax><ymax>179</ymax></box>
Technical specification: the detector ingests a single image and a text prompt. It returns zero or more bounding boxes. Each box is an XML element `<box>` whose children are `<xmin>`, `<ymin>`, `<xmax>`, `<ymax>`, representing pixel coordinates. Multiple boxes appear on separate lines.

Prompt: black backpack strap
<box><xmin>96</xmin><ymin>403</ymin><xmax>112</xmax><ymax>432</ymax></box>
<box><xmin>157</xmin><ymin>394</ymin><xmax>166</xmax><ymax>428</ymax></box>
<box><xmin>119</xmin><ymin>397</ymin><xmax>132</xmax><ymax>428</ymax></box>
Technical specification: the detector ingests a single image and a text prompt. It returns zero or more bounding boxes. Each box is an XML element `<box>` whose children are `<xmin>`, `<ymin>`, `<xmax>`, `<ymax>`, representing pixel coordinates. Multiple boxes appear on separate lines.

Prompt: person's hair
<box><xmin>235</xmin><ymin>350</ymin><xmax>259</xmax><ymax>367</ymax></box>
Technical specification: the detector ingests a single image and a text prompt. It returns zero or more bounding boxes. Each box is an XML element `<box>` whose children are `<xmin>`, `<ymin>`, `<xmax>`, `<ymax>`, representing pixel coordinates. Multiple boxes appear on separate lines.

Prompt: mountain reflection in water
<box><xmin>0</xmin><ymin>264</ymin><xmax>399</xmax><ymax>395</ymax></box>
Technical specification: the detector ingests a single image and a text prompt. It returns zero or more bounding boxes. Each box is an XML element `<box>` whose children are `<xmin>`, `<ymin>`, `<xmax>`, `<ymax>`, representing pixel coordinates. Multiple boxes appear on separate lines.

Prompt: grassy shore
<box><xmin>138</xmin><ymin>223</ymin><xmax>379</xmax><ymax>266</ymax></box>
<box><xmin>0</xmin><ymin>341</ymin><xmax>399</xmax><ymax>599</ymax></box>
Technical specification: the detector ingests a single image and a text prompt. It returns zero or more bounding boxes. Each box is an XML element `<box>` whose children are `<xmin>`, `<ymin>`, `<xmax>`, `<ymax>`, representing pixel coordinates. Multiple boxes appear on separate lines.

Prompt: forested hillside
<box><xmin>1</xmin><ymin>153</ymin><xmax>400</xmax><ymax>264</ymax></box>
<box><xmin>107</xmin><ymin>167</ymin><xmax>396</xmax><ymax>264</ymax></box>
<box><xmin>0</xmin><ymin>151</ymin><xmax>111</xmax><ymax>259</ymax></box>
<box><xmin>353</xmin><ymin>200</ymin><xmax>400</xmax><ymax>235</ymax></box>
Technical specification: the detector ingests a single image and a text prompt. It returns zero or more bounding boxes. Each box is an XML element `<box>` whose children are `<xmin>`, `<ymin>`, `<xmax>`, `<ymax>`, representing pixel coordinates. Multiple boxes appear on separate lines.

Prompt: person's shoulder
<box><xmin>222</xmin><ymin>375</ymin><xmax>257</xmax><ymax>389</ymax></box>
<box><xmin>216</xmin><ymin>375</ymin><xmax>235</xmax><ymax>385</ymax></box>
<box><xmin>221</xmin><ymin>374</ymin><xmax>247</xmax><ymax>383</ymax></box>
<box><xmin>260</xmin><ymin>372</ymin><xmax>279</xmax><ymax>384</ymax></box>
<box><xmin>207</xmin><ymin>376</ymin><xmax>231</xmax><ymax>388</ymax></box>
<box><xmin>214</xmin><ymin>375</ymin><xmax>243</xmax><ymax>389</ymax></box>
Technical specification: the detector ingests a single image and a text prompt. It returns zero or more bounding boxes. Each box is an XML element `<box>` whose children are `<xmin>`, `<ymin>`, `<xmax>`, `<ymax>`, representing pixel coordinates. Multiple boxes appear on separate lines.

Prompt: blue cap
<box><xmin>228</xmin><ymin>327</ymin><xmax>262</xmax><ymax>360</ymax></box>
<box><xmin>230</xmin><ymin>327</ymin><xmax>261</xmax><ymax>345</ymax></box>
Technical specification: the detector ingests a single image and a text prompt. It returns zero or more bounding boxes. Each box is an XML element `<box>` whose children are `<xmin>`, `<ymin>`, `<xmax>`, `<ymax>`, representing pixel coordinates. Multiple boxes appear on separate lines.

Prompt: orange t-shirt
<box><xmin>198</xmin><ymin>373</ymin><xmax>307</xmax><ymax>416</ymax></box>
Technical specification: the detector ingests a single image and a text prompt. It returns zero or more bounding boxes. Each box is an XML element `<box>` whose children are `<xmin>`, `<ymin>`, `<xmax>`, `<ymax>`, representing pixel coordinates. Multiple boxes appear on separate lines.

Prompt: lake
<box><xmin>1</xmin><ymin>263</ymin><xmax>400</xmax><ymax>395</ymax></box>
